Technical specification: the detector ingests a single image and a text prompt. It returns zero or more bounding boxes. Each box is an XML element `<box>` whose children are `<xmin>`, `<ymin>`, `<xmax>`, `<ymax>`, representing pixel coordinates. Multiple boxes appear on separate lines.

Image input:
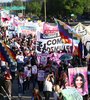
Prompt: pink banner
<box><xmin>43</xmin><ymin>23</ymin><xmax>59</xmax><ymax>34</ymax></box>
<box><xmin>37</xmin><ymin>52</ymin><xmax>64</xmax><ymax>65</ymax></box>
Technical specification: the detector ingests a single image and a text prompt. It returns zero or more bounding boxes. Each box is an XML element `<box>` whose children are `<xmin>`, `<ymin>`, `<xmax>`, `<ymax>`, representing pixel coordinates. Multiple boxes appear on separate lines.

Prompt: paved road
<box><xmin>7</xmin><ymin>79</ymin><xmax>90</xmax><ymax>100</ymax></box>
<box><xmin>11</xmin><ymin>79</ymin><xmax>54</xmax><ymax>100</ymax></box>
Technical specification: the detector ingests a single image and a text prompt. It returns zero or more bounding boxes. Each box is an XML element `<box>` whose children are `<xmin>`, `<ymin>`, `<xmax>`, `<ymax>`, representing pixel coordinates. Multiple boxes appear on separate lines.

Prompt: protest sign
<box><xmin>68</xmin><ymin>67</ymin><xmax>88</xmax><ymax>96</ymax></box>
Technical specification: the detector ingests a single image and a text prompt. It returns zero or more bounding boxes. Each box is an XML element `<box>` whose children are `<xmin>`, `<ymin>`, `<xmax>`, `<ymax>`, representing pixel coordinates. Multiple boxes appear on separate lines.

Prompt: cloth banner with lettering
<box><xmin>36</xmin><ymin>31</ymin><xmax>72</xmax><ymax>53</ymax></box>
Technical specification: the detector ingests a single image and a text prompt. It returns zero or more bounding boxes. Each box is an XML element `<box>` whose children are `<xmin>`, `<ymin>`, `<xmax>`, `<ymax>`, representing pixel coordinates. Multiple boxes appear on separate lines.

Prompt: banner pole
<box><xmin>44</xmin><ymin>0</ymin><xmax>46</xmax><ymax>22</ymax></box>
<box><xmin>71</xmin><ymin>34</ymin><xmax>73</xmax><ymax>54</ymax></box>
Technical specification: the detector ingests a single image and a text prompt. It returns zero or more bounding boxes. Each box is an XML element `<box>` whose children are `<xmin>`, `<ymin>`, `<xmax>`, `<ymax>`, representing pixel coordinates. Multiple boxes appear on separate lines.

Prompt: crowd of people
<box><xmin>0</xmin><ymin>18</ymin><xmax>89</xmax><ymax>100</ymax></box>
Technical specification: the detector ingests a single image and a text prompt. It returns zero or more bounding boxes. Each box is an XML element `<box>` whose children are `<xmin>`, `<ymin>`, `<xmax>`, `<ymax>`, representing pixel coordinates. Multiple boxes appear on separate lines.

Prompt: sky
<box><xmin>0</xmin><ymin>0</ymin><xmax>13</xmax><ymax>3</ymax></box>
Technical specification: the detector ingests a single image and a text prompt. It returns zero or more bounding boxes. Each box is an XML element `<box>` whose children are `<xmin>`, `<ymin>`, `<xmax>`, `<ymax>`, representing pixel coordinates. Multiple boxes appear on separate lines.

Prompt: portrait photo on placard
<box><xmin>68</xmin><ymin>67</ymin><xmax>88</xmax><ymax>96</ymax></box>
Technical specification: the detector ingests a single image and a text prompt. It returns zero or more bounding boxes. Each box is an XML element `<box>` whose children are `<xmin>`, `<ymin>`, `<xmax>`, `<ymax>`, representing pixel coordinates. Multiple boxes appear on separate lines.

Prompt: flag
<box><xmin>55</xmin><ymin>18</ymin><xmax>79</xmax><ymax>44</ymax></box>
<box><xmin>78</xmin><ymin>39</ymin><xmax>85</xmax><ymax>58</ymax></box>
<box><xmin>54</xmin><ymin>18</ymin><xmax>81</xmax><ymax>39</ymax></box>
<box><xmin>1</xmin><ymin>42</ymin><xmax>16</xmax><ymax>65</ymax></box>
<box><xmin>0</xmin><ymin>52</ymin><xmax>6</xmax><ymax>61</ymax></box>
<box><xmin>55</xmin><ymin>20</ymin><xmax>71</xmax><ymax>43</ymax></box>
<box><xmin>2</xmin><ymin>42</ymin><xmax>16</xmax><ymax>61</ymax></box>
<box><xmin>54</xmin><ymin>18</ymin><xmax>80</xmax><ymax>54</ymax></box>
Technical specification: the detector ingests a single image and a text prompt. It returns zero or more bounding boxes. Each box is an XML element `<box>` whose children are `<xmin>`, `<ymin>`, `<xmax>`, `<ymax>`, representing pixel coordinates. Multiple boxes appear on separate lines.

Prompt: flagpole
<box><xmin>44</xmin><ymin>0</ymin><xmax>46</xmax><ymax>22</ymax></box>
<box><xmin>71</xmin><ymin>34</ymin><xmax>73</xmax><ymax>54</ymax></box>
<box><xmin>21</xmin><ymin>0</ymin><xmax>23</xmax><ymax>16</ymax></box>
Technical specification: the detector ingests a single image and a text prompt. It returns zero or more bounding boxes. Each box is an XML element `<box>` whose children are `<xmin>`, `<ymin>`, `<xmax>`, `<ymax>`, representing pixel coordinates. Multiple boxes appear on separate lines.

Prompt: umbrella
<box><xmin>61</xmin><ymin>87</ymin><xmax>83</xmax><ymax>100</ymax></box>
<box><xmin>59</xmin><ymin>53</ymin><xmax>73</xmax><ymax>61</ymax></box>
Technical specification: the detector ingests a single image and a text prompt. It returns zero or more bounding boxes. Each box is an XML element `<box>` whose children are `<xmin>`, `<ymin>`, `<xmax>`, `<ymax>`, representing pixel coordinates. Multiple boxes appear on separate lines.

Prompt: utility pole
<box><xmin>44</xmin><ymin>0</ymin><xmax>46</xmax><ymax>22</ymax></box>
<box><xmin>21</xmin><ymin>0</ymin><xmax>23</xmax><ymax>16</ymax></box>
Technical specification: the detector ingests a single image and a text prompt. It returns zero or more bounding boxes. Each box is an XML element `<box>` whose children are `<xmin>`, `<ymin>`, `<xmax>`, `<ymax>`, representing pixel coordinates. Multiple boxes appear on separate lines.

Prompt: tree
<box><xmin>41</xmin><ymin>0</ymin><xmax>89</xmax><ymax>20</ymax></box>
<box><xmin>11</xmin><ymin>0</ymin><xmax>25</xmax><ymax>15</ymax></box>
<box><xmin>83</xmin><ymin>0</ymin><xmax>90</xmax><ymax>19</ymax></box>
<box><xmin>25</xmin><ymin>0</ymin><xmax>42</xmax><ymax>16</ymax></box>
<box><xmin>11</xmin><ymin>0</ymin><xmax>90</xmax><ymax>20</ymax></box>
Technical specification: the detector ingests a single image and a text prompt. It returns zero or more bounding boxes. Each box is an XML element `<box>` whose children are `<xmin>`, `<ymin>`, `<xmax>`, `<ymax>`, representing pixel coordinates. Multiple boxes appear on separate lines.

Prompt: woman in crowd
<box><xmin>43</xmin><ymin>73</ymin><xmax>54</xmax><ymax>100</ymax></box>
<box><xmin>59</xmin><ymin>72</ymin><xmax>69</xmax><ymax>89</ymax></box>
<box><xmin>53</xmin><ymin>84</ymin><xmax>61</xmax><ymax>100</ymax></box>
<box><xmin>37</xmin><ymin>64</ymin><xmax>45</xmax><ymax>92</ymax></box>
<box><xmin>31</xmin><ymin>88</ymin><xmax>42</xmax><ymax>100</ymax></box>
<box><xmin>4</xmin><ymin>63</ymin><xmax>12</xmax><ymax>100</ymax></box>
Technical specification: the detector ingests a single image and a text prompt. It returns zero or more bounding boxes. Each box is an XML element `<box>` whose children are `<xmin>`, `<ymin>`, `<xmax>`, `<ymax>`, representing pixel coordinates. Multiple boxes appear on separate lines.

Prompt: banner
<box><xmin>73</xmin><ymin>23</ymin><xmax>87</xmax><ymax>37</ymax></box>
<box><xmin>68</xmin><ymin>67</ymin><xmax>88</xmax><ymax>96</ymax></box>
<box><xmin>43</xmin><ymin>23</ymin><xmax>59</xmax><ymax>34</ymax></box>
<box><xmin>18</xmin><ymin>23</ymin><xmax>38</xmax><ymax>36</ymax></box>
<box><xmin>1</xmin><ymin>10</ymin><xmax>10</xmax><ymax>26</ymax></box>
<box><xmin>36</xmin><ymin>31</ymin><xmax>72</xmax><ymax>53</ymax></box>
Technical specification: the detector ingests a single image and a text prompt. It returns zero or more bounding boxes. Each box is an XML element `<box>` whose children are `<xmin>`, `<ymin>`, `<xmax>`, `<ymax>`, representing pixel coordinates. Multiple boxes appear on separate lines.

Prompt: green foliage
<box><xmin>44</xmin><ymin>0</ymin><xmax>89</xmax><ymax>19</ymax></box>
<box><xmin>12</xmin><ymin>0</ymin><xmax>22</xmax><ymax>6</ymax></box>
<box><xmin>11</xmin><ymin>0</ymin><xmax>90</xmax><ymax>20</ymax></box>
<box><xmin>28</xmin><ymin>2</ymin><xmax>41</xmax><ymax>16</ymax></box>
<box><xmin>84</xmin><ymin>0</ymin><xmax>90</xmax><ymax>12</ymax></box>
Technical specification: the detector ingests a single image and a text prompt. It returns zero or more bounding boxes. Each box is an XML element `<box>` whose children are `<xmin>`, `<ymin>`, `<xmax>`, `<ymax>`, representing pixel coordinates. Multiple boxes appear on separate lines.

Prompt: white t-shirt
<box><xmin>32</xmin><ymin>65</ymin><xmax>37</xmax><ymax>74</ymax></box>
<box><xmin>26</xmin><ymin>70</ymin><xmax>31</xmax><ymax>77</ymax></box>
<box><xmin>16</xmin><ymin>55</ymin><xmax>24</xmax><ymax>63</ymax></box>
<box><xmin>1</xmin><ymin>61</ymin><xmax>6</xmax><ymax>66</ymax></box>
<box><xmin>43</xmin><ymin>79</ymin><xmax>53</xmax><ymax>92</ymax></box>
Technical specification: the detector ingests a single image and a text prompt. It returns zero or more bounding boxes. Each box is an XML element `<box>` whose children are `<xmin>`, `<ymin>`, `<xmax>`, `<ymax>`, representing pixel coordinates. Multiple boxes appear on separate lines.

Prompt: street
<box><xmin>11</xmin><ymin>79</ymin><xmax>54</xmax><ymax>100</ymax></box>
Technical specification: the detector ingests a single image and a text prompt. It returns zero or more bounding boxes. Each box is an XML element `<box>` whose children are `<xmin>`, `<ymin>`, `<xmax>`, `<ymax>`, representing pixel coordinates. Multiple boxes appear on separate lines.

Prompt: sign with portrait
<box><xmin>68</xmin><ymin>67</ymin><xmax>88</xmax><ymax>96</ymax></box>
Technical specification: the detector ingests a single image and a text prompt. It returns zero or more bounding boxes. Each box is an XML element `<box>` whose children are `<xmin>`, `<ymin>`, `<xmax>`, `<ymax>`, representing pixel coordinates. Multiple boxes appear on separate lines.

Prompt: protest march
<box><xmin>0</xmin><ymin>8</ymin><xmax>90</xmax><ymax>100</ymax></box>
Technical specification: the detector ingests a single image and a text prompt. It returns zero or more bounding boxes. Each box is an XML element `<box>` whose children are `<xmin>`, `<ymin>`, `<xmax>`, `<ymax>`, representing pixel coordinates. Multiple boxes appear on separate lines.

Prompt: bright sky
<box><xmin>0</xmin><ymin>0</ymin><xmax>13</xmax><ymax>3</ymax></box>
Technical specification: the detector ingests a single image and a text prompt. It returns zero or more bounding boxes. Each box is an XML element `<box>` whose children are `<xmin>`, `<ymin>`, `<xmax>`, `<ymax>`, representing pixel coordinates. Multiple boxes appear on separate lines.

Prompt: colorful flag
<box><xmin>55</xmin><ymin>18</ymin><xmax>80</xmax><ymax>39</ymax></box>
<box><xmin>0</xmin><ymin>52</ymin><xmax>6</xmax><ymax>61</ymax></box>
<box><xmin>2</xmin><ymin>42</ymin><xmax>16</xmax><ymax>61</ymax></box>
<box><xmin>54</xmin><ymin>18</ymin><xmax>80</xmax><ymax>55</ymax></box>
<box><xmin>55</xmin><ymin>18</ymin><xmax>79</xmax><ymax>43</ymax></box>
<box><xmin>78</xmin><ymin>39</ymin><xmax>82</xmax><ymax>58</ymax></box>
<box><xmin>1</xmin><ymin>42</ymin><xmax>16</xmax><ymax>65</ymax></box>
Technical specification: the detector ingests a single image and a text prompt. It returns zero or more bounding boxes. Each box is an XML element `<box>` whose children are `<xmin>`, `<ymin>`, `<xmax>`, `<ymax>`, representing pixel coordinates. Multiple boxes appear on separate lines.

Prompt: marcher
<box><xmin>53</xmin><ymin>84</ymin><xmax>61</xmax><ymax>100</ymax></box>
<box><xmin>24</xmin><ymin>63</ymin><xmax>32</xmax><ymax>90</ymax></box>
<box><xmin>17</xmin><ymin>71</ymin><xmax>26</xmax><ymax>94</ymax></box>
<box><xmin>37</xmin><ymin>65</ymin><xmax>45</xmax><ymax>92</ymax></box>
<box><xmin>31</xmin><ymin>64</ymin><xmax>38</xmax><ymax>90</ymax></box>
<box><xmin>16</xmin><ymin>51</ymin><xmax>24</xmax><ymax>71</ymax></box>
<box><xmin>43</xmin><ymin>74</ymin><xmax>53</xmax><ymax>100</ymax></box>
<box><xmin>31</xmin><ymin>88</ymin><xmax>42</xmax><ymax>100</ymax></box>
<box><xmin>4</xmin><ymin>66</ymin><xmax>12</xmax><ymax>100</ymax></box>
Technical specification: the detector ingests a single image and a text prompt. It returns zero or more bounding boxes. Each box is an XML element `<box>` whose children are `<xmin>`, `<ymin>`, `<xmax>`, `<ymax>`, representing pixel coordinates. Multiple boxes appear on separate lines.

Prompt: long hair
<box><xmin>73</xmin><ymin>73</ymin><xmax>85</xmax><ymax>90</ymax></box>
<box><xmin>32</xmin><ymin>88</ymin><xmax>42</xmax><ymax>100</ymax></box>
